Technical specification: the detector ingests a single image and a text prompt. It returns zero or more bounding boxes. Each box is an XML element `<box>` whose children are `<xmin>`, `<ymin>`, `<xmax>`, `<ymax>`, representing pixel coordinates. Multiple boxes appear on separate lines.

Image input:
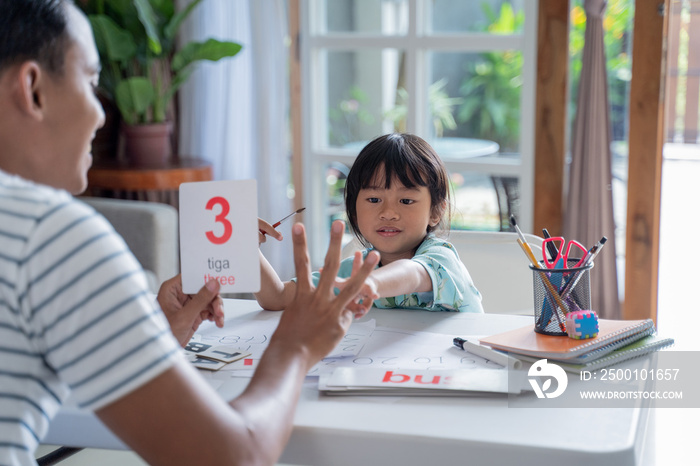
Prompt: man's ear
<box><xmin>15</xmin><ymin>61</ymin><xmax>46</xmax><ymax>121</ymax></box>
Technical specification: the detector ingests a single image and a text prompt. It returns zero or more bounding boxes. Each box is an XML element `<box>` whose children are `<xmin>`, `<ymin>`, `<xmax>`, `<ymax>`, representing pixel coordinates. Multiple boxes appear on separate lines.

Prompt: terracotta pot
<box><xmin>121</xmin><ymin>122</ymin><xmax>173</xmax><ymax>167</ymax></box>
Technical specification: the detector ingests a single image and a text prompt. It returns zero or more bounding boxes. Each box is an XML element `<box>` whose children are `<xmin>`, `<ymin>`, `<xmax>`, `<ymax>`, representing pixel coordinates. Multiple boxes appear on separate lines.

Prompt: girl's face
<box><xmin>355</xmin><ymin>169</ymin><xmax>441</xmax><ymax>265</ymax></box>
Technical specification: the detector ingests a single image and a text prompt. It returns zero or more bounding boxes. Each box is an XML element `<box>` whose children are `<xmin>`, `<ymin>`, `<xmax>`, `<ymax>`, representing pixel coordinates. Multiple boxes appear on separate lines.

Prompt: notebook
<box><xmin>479</xmin><ymin>319</ymin><xmax>655</xmax><ymax>362</ymax></box>
<box><xmin>516</xmin><ymin>334</ymin><xmax>675</xmax><ymax>373</ymax></box>
<box><xmin>318</xmin><ymin>367</ymin><xmax>526</xmax><ymax>396</ymax></box>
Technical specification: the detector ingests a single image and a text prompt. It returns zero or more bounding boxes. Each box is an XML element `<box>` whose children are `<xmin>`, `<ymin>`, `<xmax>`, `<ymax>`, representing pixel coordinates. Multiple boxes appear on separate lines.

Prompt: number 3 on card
<box><xmin>205</xmin><ymin>196</ymin><xmax>233</xmax><ymax>244</ymax></box>
<box><xmin>179</xmin><ymin>179</ymin><xmax>258</xmax><ymax>294</ymax></box>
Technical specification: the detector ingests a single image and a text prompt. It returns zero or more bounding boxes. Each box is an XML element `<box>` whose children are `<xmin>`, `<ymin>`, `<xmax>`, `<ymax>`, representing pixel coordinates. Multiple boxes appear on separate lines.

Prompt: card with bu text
<box><xmin>179</xmin><ymin>180</ymin><xmax>259</xmax><ymax>294</ymax></box>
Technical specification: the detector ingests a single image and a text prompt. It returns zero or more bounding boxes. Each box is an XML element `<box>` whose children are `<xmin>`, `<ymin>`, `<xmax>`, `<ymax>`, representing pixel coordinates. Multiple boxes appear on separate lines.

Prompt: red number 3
<box><xmin>205</xmin><ymin>196</ymin><xmax>233</xmax><ymax>244</ymax></box>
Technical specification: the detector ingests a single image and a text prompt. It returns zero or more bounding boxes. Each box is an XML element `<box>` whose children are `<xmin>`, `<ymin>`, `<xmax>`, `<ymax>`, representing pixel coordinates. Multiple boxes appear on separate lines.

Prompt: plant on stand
<box><xmin>79</xmin><ymin>0</ymin><xmax>241</xmax><ymax>166</ymax></box>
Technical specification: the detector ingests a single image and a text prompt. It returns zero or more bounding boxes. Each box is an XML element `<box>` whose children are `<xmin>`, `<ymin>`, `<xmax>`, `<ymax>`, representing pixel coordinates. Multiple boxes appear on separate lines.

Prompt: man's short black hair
<box><xmin>0</xmin><ymin>0</ymin><xmax>73</xmax><ymax>75</ymax></box>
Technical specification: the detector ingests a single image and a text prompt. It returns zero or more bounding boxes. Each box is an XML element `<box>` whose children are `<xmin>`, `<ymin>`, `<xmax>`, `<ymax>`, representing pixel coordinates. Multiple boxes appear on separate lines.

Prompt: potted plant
<box><xmin>79</xmin><ymin>0</ymin><xmax>242</xmax><ymax>166</ymax></box>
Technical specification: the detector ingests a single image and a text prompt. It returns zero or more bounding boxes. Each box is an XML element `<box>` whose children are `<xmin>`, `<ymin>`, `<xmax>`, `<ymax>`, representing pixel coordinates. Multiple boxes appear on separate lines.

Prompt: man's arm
<box><xmin>97</xmin><ymin>220</ymin><xmax>379</xmax><ymax>466</ymax></box>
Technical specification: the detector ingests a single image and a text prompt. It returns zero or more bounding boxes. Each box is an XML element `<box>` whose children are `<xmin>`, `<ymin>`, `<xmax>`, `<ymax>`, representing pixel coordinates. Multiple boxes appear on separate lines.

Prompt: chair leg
<box><xmin>491</xmin><ymin>176</ymin><xmax>508</xmax><ymax>231</ymax></box>
<box><xmin>36</xmin><ymin>447</ymin><xmax>83</xmax><ymax>465</ymax></box>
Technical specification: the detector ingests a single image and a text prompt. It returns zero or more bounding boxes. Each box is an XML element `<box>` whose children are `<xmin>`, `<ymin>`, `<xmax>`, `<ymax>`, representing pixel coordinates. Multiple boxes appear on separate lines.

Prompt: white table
<box><xmin>44</xmin><ymin>300</ymin><xmax>651</xmax><ymax>466</ymax></box>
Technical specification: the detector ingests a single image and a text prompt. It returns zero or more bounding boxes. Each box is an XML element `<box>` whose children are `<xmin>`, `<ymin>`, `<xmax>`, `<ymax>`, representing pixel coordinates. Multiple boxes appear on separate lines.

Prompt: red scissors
<box><xmin>542</xmin><ymin>237</ymin><xmax>587</xmax><ymax>269</ymax></box>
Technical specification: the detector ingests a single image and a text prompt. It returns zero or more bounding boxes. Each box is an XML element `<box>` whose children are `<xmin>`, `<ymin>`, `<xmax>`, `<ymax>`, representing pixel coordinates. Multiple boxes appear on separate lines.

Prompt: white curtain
<box><xmin>178</xmin><ymin>0</ymin><xmax>294</xmax><ymax>280</ymax></box>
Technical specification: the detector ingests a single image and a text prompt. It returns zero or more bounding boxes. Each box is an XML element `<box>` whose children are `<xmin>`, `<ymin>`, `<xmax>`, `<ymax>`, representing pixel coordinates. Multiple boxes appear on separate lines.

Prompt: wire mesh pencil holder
<box><xmin>530</xmin><ymin>259</ymin><xmax>593</xmax><ymax>336</ymax></box>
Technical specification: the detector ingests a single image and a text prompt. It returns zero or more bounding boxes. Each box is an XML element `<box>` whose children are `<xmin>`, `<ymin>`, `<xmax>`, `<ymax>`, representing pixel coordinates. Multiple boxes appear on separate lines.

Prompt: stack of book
<box><xmin>479</xmin><ymin>318</ymin><xmax>674</xmax><ymax>373</ymax></box>
<box><xmin>318</xmin><ymin>367</ymin><xmax>525</xmax><ymax>396</ymax></box>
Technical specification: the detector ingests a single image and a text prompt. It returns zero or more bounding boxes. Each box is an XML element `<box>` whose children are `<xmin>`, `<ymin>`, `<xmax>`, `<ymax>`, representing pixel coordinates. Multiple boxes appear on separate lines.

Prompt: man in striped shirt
<box><xmin>0</xmin><ymin>1</ymin><xmax>379</xmax><ymax>465</ymax></box>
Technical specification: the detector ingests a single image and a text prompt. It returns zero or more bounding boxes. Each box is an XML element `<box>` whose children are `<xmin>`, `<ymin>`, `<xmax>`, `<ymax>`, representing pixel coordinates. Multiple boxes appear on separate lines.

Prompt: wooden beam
<box><xmin>288</xmin><ymin>0</ymin><xmax>304</xmax><ymax>220</ymax></box>
<box><xmin>533</xmin><ymin>0</ymin><xmax>569</xmax><ymax>236</ymax></box>
<box><xmin>624</xmin><ymin>0</ymin><xmax>669</xmax><ymax>322</ymax></box>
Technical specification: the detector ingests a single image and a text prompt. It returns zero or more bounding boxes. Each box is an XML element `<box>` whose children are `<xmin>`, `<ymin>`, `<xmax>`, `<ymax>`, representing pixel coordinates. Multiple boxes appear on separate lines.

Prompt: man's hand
<box><xmin>269</xmin><ymin>220</ymin><xmax>380</xmax><ymax>367</ymax></box>
<box><xmin>157</xmin><ymin>275</ymin><xmax>225</xmax><ymax>347</ymax></box>
<box><xmin>333</xmin><ymin>251</ymin><xmax>380</xmax><ymax>318</ymax></box>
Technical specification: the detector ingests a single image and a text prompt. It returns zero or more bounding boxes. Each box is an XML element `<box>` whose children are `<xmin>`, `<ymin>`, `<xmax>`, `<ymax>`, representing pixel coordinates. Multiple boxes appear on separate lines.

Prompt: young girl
<box><xmin>256</xmin><ymin>133</ymin><xmax>483</xmax><ymax>314</ymax></box>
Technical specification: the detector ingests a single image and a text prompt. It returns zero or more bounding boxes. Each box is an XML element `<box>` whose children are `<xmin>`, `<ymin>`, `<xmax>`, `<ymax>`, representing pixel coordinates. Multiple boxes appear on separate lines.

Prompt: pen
<box><xmin>542</xmin><ymin>228</ymin><xmax>559</xmax><ymax>262</ymax></box>
<box><xmin>453</xmin><ymin>337</ymin><xmax>522</xmax><ymax>369</ymax></box>
<box><xmin>259</xmin><ymin>207</ymin><xmax>306</xmax><ymax>236</ymax></box>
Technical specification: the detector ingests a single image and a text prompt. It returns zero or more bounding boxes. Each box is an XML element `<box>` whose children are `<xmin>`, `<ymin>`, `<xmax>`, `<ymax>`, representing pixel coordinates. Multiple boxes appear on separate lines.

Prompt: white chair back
<box><xmin>342</xmin><ymin>230</ymin><xmax>542</xmax><ymax>315</ymax></box>
<box><xmin>446</xmin><ymin>230</ymin><xmax>543</xmax><ymax>315</ymax></box>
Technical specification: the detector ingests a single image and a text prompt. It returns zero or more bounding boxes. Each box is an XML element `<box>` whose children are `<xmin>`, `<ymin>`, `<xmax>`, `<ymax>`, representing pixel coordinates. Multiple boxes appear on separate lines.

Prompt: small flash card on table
<box><xmin>179</xmin><ymin>180</ymin><xmax>259</xmax><ymax>294</ymax></box>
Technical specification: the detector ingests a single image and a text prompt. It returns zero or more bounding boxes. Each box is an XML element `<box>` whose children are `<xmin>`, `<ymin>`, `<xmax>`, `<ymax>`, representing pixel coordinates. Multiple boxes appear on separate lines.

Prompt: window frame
<box><xmin>300</xmin><ymin>0</ymin><xmax>539</xmax><ymax>264</ymax></box>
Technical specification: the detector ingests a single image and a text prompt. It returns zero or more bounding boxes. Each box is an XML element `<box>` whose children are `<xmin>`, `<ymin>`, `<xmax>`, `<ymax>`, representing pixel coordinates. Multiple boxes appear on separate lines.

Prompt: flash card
<box><xmin>179</xmin><ymin>180</ymin><xmax>259</xmax><ymax>294</ymax></box>
<box><xmin>198</xmin><ymin>345</ymin><xmax>250</xmax><ymax>363</ymax></box>
<box><xmin>184</xmin><ymin>341</ymin><xmax>212</xmax><ymax>354</ymax></box>
<box><xmin>191</xmin><ymin>357</ymin><xmax>228</xmax><ymax>371</ymax></box>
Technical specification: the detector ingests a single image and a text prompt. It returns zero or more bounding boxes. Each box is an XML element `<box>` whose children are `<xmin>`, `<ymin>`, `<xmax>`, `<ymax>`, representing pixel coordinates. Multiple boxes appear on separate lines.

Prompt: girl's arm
<box><xmin>254</xmin><ymin>218</ymin><xmax>297</xmax><ymax>310</ymax></box>
<box><xmin>335</xmin><ymin>257</ymin><xmax>430</xmax><ymax>316</ymax></box>
<box><xmin>368</xmin><ymin>258</ymin><xmax>432</xmax><ymax>297</ymax></box>
<box><xmin>255</xmin><ymin>250</ymin><xmax>297</xmax><ymax>310</ymax></box>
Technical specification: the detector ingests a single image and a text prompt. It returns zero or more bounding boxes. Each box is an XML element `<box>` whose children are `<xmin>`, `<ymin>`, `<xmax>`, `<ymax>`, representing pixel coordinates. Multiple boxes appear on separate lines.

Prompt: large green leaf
<box><xmin>89</xmin><ymin>15</ymin><xmax>136</xmax><ymax>62</ymax></box>
<box><xmin>164</xmin><ymin>0</ymin><xmax>203</xmax><ymax>41</ymax></box>
<box><xmin>150</xmin><ymin>0</ymin><xmax>176</xmax><ymax>17</ymax></box>
<box><xmin>171</xmin><ymin>39</ymin><xmax>242</xmax><ymax>72</ymax></box>
<box><xmin>116</xmin><ymin>77</ymin><xmax>155</xmax><ymax>125</ymax></box>
<box><xmin>133</xmin><ymin>0</ymin><xmax>162</xmax><ymax>55</ymax></box>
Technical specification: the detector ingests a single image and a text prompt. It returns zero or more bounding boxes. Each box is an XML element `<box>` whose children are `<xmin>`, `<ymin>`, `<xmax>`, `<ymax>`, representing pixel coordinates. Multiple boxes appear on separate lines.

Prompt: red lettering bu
<box><xmin>415</xmin><ymin>375</ymin><xmax>440</xmax><ymax>385</ymax></box>
<box><xmin>382</xmin><ymin>371</ymin><xmax>410</xmax><ymax>383</ymax></box>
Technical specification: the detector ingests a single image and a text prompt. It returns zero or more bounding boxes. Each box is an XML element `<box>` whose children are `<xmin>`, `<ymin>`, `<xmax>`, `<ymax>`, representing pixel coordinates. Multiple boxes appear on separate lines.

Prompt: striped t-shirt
<box><xmin>0</xmin><ymin>170</ymin><xmax>182</xmax><ymax>466</ymax></box>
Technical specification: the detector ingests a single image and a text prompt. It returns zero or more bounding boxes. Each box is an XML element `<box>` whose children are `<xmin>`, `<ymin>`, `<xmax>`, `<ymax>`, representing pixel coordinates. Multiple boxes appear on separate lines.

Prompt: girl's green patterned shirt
<box><xmin>311</xmin><ymin>235</ymin><xmax>484</xmax><ymax>312</ymax></box>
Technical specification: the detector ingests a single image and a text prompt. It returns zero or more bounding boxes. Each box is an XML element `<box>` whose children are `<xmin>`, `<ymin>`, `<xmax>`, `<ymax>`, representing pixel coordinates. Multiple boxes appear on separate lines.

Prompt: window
<box><xmin>300</xmin><ymin>0</ymin><xmax>537</xmax><ymax>263</ymax></box>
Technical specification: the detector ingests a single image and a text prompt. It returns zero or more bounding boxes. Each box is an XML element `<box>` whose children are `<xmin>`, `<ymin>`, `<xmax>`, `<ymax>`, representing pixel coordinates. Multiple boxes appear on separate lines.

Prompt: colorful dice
<box><xmin>566</xmin><ymin>310</ymin><xmax>599</xmax><ymax>339</ymax></box>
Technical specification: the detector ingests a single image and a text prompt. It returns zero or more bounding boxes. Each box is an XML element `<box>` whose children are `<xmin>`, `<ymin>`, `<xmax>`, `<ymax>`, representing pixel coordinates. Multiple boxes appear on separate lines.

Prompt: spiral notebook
<box><xmin>479</xmin><ymin>319</ymin><xmax>656</xmax><ymax>363</ymax></box>
<box><xmin>517</xmin><ymin>334</ymin><xmax>674</xmax><ymax>373</ymax></box>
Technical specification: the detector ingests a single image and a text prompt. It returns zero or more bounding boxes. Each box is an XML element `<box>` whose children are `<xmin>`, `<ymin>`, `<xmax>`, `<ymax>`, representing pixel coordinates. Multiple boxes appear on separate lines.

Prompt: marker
<box><xmin>453</xmin><ymin>337</ymin><xmax>522</xmax><ymax>369</ymax></box>
<box><xmin>582</xmin><ymin>236</ymin><xmax>608</xmax><ymax>267</ymax></box>
<box><xmin>260</xmin><ymin>207</ymin><xmax>306</xmax><ymax>236</ymax></box>
<box><xmin>560</xmin><ymin>236</ymin><xmax>608</xmax><ymax>300</ymax></box>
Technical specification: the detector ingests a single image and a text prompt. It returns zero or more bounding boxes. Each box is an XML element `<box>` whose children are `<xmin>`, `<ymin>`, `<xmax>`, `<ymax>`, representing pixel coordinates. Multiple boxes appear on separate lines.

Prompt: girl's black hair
<box><xmin>344</xmin><ymin>133</ymin><xmax>452</xmax><ymax>247</ymax></box>
<box><xmin>0</xmin><ymin>0</ymin><xmax>72</xmax><ymax>76</ymax></box>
